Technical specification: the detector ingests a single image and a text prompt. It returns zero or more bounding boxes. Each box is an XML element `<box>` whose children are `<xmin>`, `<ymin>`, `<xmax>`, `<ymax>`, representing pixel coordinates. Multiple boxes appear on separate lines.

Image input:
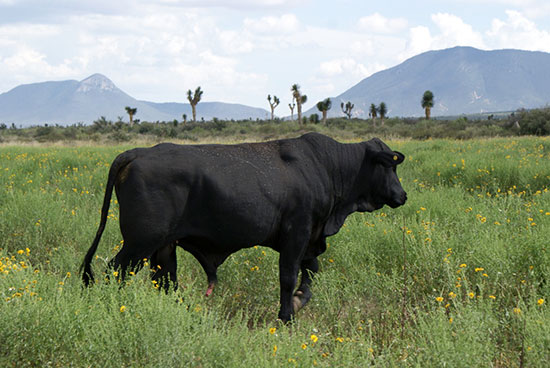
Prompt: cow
<box><xmin>80</xmin><ymin>132</ymin><xmax>407</xmax><ymax>322</ymax></box>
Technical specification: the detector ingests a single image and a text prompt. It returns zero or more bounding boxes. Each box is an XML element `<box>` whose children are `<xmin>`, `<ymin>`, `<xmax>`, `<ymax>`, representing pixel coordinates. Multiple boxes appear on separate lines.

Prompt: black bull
<box><xmin>81</xmin><ymin>132</ymin><xmax>407</xmax><ymax>322</ymax></box>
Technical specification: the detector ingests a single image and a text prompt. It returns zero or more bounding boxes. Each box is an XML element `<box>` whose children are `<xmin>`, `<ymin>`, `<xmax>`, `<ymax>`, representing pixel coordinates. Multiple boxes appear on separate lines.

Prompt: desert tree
<box><xmin>316</xmin><ymin>98</ymin><xmax>332</xmax><ymax>125</ymax></box>
<box><xmin>288</xmin><ymin>101</ymin><xmax>296</xmax><ymax>121</ymax></box>
<box><xmin>182</xmin><ymin>113</ymin><xmax>187</xmax><ymax>125</ymax></box>
<box><xmin>369</xmin><ymin>103</ymin><xmax>378</xmax><ymax>123</ymax></box>
<box><xmin>422</xmin><ymin>90</ymin><xmax>434</xmax><ymax>120</ymax></box>
<box><xmin>187</xmin><ymin>86</ymin><xmax>203</xmax><ymax>122</ymax></box>
<box><xmin>291</xmin><ymin>84</ymin><xmax>307</xmax><ymax>125</ymax></box>
<box><xmin>125</xmin><ymin>106</ymin><xmax>137</xmax><ymax>126</ymax></box>
<box><xmin>267</xmin><ymin>94</ymin><xmax>280</xmax><ymax>120</ymax></box>
<box><xmin>378</xmin><ymin>102</ymin><xmax>387</xmax><ymax>121</ymax></box>
<box><xmin>341</xmin><ymin>101</ymin><xmax>354</xmax><ymax>119</ymax></box>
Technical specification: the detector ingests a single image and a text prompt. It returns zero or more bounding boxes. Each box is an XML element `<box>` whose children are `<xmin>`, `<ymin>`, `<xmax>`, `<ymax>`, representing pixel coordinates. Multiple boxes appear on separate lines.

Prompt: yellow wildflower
<box><xmin>120</xmin><ymin>305</ymin><xmax>126</xmax><ymax>313</ymax></box>
<box><xmin>436</xmin><ymin>296</ymin><xmax>443</xmax><ymax>302</ymax></box>
<box><xmin>537</xmin><ymin>299</ymin><xmax>544</xmax><ymax>306</ymax></box>
<box><xmin>269</xmin><ymin>327</ymin><xmax>277</xmax><ymax>335</ymax></box>
<box><xmin>310</xmin><ymin>334</ymin><xmax>318</xmax><ymax>343</ymax></box>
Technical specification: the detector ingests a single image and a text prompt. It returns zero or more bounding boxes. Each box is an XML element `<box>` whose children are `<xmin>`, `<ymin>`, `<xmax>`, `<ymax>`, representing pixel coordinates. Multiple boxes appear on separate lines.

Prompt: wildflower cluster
<box><xmin>1</xmin><ymin>249</ymin><xmax>41</xmax><ymax>302</ymax></box>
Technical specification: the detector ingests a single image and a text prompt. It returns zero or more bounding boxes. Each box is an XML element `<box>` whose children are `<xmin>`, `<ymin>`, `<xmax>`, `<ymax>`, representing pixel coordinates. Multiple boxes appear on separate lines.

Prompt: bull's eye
<box><xmin>393</xmin><ymin>155</ymin><xmax>398</xmax><ymax>161</ymax></box>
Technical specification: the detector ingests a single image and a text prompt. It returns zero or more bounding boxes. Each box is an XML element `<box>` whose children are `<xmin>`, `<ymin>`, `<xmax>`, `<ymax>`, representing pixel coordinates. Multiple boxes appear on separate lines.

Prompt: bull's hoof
<box><xmin>292</xmin><ymin>290</ymin><xmax>311</xmax><ymax>313</ymax></box>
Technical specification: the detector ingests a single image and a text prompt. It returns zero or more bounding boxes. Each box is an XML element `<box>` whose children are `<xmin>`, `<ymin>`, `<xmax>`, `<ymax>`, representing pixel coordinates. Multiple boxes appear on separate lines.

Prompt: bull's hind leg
<box><xmin>292</xmin><ymin>258</ymin><xmax>319</xmax><ymax>313</ymax></box>
<box><xmin>107</xmin><ymin>243</ymin><xmax>150</xmax><ymax>284</ymax></box>
<box><xmin>150</xmin><ymin>243</ymin><xmax>178</xmax><ymax>292</ymax></box>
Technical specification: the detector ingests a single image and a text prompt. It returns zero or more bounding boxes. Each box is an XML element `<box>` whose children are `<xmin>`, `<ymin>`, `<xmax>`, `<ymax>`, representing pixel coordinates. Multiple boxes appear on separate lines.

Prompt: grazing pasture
<box><xmin>1</xmin><ymin>137</ymin><xmax>549</xmax><ymax>367</ymax></box>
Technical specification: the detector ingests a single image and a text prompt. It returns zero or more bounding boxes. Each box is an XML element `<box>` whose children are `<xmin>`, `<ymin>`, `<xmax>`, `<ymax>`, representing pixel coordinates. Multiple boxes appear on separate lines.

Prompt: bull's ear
<box><xmin>375</xmin><ymin>151</ymin><xmax>405</xmax><ymax>167</ymax></box>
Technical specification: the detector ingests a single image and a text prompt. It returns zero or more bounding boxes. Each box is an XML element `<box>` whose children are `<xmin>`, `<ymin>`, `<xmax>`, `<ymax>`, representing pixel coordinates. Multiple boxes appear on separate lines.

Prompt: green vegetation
<box><xmin>1</xmin><ymin>136</ymin><xmax>549</xmax><ymax>366</ymax></box>
<box><xmin>1</xmin><ymin>107</ymin><xmax>549</xmax><ymax>144</ymax></box>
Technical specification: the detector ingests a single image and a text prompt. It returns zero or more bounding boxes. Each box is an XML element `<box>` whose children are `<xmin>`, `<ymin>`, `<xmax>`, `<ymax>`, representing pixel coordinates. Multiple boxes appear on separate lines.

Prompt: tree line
<box><xmin>123</xmin><ymin>85</ymin><xmax>436</xmax><ymax>127</ymax></box>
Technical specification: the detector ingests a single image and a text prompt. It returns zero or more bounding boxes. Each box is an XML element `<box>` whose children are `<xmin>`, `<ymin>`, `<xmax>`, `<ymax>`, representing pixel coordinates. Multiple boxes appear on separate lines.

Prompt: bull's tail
<box><xmin>80</xmin><ymin>151</ymin><xmax>136</xmax><ymax>286</ymax></box>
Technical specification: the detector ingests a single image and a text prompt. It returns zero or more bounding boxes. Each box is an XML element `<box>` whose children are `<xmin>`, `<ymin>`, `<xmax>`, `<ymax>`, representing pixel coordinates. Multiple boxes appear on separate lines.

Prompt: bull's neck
<box><xmin>328</xmin><ymin>141</ymin><xmax>367</xmax><ymax>203</ymax></box>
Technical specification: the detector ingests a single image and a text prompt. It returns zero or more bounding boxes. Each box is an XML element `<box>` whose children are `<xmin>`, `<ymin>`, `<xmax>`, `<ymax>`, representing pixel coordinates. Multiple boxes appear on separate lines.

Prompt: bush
<box><xmin>517</xmin><ymin>108</ymin><xmax>550</xmax><ymax>136</ymax></box>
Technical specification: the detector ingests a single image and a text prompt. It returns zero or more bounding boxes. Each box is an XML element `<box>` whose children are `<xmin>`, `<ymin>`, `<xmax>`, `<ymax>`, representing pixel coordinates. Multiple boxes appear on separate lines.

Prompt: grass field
<box><xmin>1</xmin><ymin>136</ymin><xmax>549</xmax><ymax>367</ymax></box>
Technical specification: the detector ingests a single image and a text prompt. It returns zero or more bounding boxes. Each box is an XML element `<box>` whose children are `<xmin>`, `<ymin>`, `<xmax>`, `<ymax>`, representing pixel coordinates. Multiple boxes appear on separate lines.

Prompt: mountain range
<box><xmin>0</xmin><ymin>74</ymin><xmax>269</xmax><ymax>126</ymax></box>
<box><xmin>311</xmin><ymin>46</ymin><xmax>550</xmax><ymax>118</ymax></box>
<box><xmin>1</xmin><ymin>46</ymin><xmax>550</xmax><ymax>126</ymax></box>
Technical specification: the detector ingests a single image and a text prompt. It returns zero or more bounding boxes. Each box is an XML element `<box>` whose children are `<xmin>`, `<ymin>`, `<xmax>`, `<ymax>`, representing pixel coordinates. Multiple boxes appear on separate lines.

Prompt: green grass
<box><xmin>1</xmin><ymin>137</ymin><xmax>549</xmax><ymax>367</ymax></box>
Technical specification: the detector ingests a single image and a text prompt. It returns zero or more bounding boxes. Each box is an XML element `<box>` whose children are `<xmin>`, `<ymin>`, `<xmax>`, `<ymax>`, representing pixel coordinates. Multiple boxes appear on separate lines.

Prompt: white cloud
<box><xmin>487</xmin><ymin>10</ymin><xmax>550</xmax><ymax>51</ymax></box>
<box><xmin>318</xmin><ymin>58</ymin><xmax>370</xmax><ymax>78</ymax></box>
<box><xmin>243</xmin><ymin>14</ymin><xmax>300</xmax><ymax>34</ymax></box>
<box><xmin>430</xmin><ymin>13</ymin><xmax>485</xmax><ymax>48</ymax></box>
<box><xmin>357</xmin><ymin>13</ymin><xmax>408</xmax><ymax>34</ymax></box>
<box><xmin>452</xmin><ymin>0</ymin><xmax>550</xmax><ymax>18</ymax></box>
<box><xmin>401</xmin><ymin>13</ymin><xmax>485</xmax><ymax>60</ymax></box>
<box><xmin>158</xmin><ymin>0</ymin><xmax>303</xmax><ymax>8</ymax></box>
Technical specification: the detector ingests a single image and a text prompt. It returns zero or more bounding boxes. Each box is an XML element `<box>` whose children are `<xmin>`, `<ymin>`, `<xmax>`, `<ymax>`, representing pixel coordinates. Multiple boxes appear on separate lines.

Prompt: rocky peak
<box><xmin>77</xmin><ymin>74</ymin><xmax>117</xmax><ymax>93</ymax></box>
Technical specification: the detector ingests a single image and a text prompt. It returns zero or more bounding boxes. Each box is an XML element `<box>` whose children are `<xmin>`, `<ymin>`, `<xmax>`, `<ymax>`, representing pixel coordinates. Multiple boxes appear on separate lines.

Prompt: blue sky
<box><xmin>1</xmin><ymin>0</ymin><xmax>550</xmax><ymax>113</ymax></box>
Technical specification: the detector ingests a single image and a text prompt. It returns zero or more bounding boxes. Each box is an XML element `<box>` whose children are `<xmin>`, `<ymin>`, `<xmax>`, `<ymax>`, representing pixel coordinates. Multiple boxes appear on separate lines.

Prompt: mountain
<box><xmin>306</xmin><ymin>46</ymin><xmax>550</xmax><ymax>118</ymax></box>
<box><xmin>0</xmin><ymin>74</ymin><xmax>269</xmax><ymax>126</ymax></box>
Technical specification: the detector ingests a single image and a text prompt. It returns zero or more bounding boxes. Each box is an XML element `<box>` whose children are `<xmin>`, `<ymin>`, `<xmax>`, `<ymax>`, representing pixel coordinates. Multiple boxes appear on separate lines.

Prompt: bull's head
<box><xmin>357</xmin><ymin>139</ymin><xmax>407</xmax><ymax>212</ymax></box>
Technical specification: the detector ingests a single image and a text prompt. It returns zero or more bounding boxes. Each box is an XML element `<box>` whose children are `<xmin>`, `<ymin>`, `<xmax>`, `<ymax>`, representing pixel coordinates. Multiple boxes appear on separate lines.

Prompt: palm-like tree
<box><xmin>125</xmin><ymin>106</ymin><xmax>137</xmax><ymax>126</ymax></box>
<box><xmin>422</xmin><ymin>90</ymin><xmax>434</xmax><ymax>120</ymax></box>
<box><xmin>291</xmin><ymin>84</ymin><xmax>307</xmax><ymax>125</ymax></box>
<box><xmin>378</xmin><ymin>102</ymin><xmax>387</xmax><ymax>120</ymax></box>
<box><xmin>369</xmin><ymin>103</ymin><xmax>378</xmax><ymax>122</ymax></box>
<box><xmin>316</xmin><ymin>98</ymin><xmax>332</xmax><ymax>125</ymax></box>
<box><xmin>187</xmin><ymin>86</ymin><xmax>203</xmax><ymax>122</ymax></box>
<box><xmin>341</xmin><ymin>101</ymin><xmax>354</xmax><ymax>119</ymax></box>
<box><xmin>267</xmin><ymin>94</ymin><xmax>280</xmax><ymax>120</ymax></box>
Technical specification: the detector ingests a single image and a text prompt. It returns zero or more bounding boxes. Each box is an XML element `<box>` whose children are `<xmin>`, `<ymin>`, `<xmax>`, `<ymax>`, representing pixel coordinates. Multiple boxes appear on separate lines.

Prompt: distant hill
<box><xmin>0</xmin><ymin>74</ymin><xmax>269</xmax><ymax>126</ymax></box>
<box><xmin>306</xmin><ymin>46</ymin><xmax>550</xmax><ymax>118</ymax></box>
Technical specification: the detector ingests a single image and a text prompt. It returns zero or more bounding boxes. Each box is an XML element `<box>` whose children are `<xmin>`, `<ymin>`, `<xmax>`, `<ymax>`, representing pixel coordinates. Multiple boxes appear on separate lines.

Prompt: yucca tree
<box><xmin>378</xmin><ymin>102</ymin><xmax>387</xmax><ymax>121</ymax></box>
<box><xmin>316</xmin><ymin>98</ymin><xmax>332</xmax><ymax>125</ymax></box>
<box><xmin>267</xmin><ymin>94</ymin><xmax>280</xmax><ymax>121</ymax></box>
<box><xmin>341</xmin><ymin>101</ymin><xmax>354</xmax><ymax>119</ymax></box>
<box><xmin>369</xmin><ymin>103</ymin><xmax>378</xmax><ymax>122</ymax></box>
<box><xmin>288</xmin><ymin>102</ymin><xmax>296</xmax><ymax>121</ymax></box>
<box><xmin>125</xmin><ymin>106</ymin><xmax>137</xmax><ymax>126</ymax></box>
<box><xmin>291</xmin><ymin>84</ymin><xmax>307</xmax><ymax>125</ymax></box>
<box><xmin>422</xmin><ymin>90</ymin><xmax>434</xmax><ymax>120</ymax></box>
<box><xmin>187</xmin><ymin>86</ymin><xmax>203</xmax><ymax>122</ymax></box>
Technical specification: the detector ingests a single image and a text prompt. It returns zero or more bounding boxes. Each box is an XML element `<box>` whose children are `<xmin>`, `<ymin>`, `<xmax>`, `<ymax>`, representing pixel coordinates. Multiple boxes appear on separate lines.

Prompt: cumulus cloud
<box><xmin>400</xmin><ymin>13</ymin><xmax>485</xmax><ymax>60</ymax></box>
<box><xmin>452</xmin><ymin>0</ymin><xmax>550</xmax><ymax>18</ymax></box>
<box><xmin>318</xmin><ymin>58</ymin><xmax>370</xmax><ymax>78</ymax></box>
<box><xmin>487</xmin><ymin>10</ymin><xmax>550</xmax><ymax>51</ymax></box>
<box><xmin>431</xmin><ymin>13</ymin><xmax>485</xmax><ymax>48</ymax></box>
<box><xmin>357</xmin><ymin>13</ymin><xmax>408</xmax><ymax>34</ymax></box>
<box><xmin>243</xmin><ymin>14</ymin><xmax>300</xmax><ymax>34</ymax></box>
